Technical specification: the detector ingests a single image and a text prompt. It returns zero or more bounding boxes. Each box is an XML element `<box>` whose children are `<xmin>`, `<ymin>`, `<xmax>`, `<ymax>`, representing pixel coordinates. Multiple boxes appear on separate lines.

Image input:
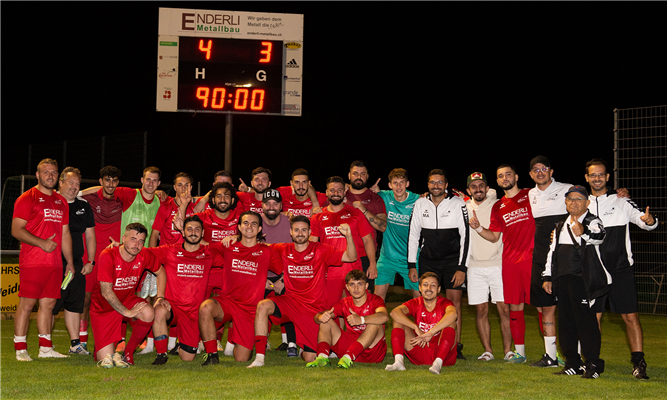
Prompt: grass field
<box><xmin>2</xmin><ymin>295</ymin><xmax>666</xmax><ymax>399</ymax></box>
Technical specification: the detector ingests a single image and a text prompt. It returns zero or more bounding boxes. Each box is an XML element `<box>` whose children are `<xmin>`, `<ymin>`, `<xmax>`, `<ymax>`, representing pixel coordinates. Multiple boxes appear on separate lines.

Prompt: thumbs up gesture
<box><xmin>41</xmin><ymin>233</ymin><xmax>58</xmax><ymax>253</ymax></box>
<box><xmin>347</xmin><ymin>308</ymin><xmax>364</xmax><ymax>326</ymax></box>
<box><xmin>570</xmin><ymin>215</ymin><xmax>584</xmax><ymax>236</ymax></box>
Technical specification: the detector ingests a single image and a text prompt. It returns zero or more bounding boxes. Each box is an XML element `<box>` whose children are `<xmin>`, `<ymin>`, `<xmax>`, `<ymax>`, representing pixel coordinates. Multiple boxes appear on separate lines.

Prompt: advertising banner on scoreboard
<box><xmin>157</xmin><ymin>8</ymin><xmax>303</xmax><ymax>116</ymax></box>
<box><xmin>1</xmin><ymin>264</ymin><xmax>21</xmax><ymax>313</ymax></box>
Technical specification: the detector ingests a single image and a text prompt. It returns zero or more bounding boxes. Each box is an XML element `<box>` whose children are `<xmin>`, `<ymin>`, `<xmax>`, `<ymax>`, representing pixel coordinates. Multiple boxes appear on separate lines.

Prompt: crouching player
<box><xmin>307</xmin><ymin>269</ymin><xmax>388</xmax><ymax>369</ymax></box>
<box><xmin>90</xmin><ymin>223</ymin><xmax>166</xmax><ymax>368</ymax></box>
<box><xmin>385</xmin><ymin>272</ymin><xmax>458</xmax><ymax>375</ymax></box>
<box><xmin>147</xmin><ymin>215</ymin><xmax>219</xmax><ymax>365</ymax></box>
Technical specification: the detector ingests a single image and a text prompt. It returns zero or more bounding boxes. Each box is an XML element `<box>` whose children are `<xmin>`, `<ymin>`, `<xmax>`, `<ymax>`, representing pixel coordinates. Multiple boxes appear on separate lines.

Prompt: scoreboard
<box><xmin>157</xmin><ymin>8</ymin><xmax>303</xmax><ymax>116</ymax></box>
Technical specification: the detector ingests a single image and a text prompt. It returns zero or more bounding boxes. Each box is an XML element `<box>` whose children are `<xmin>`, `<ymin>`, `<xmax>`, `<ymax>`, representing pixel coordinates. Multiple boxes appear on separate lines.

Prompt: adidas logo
<box><xmin>286</xmin><ymin>59</ymin><xmax>300</xmax><ymax>68</ymax></box>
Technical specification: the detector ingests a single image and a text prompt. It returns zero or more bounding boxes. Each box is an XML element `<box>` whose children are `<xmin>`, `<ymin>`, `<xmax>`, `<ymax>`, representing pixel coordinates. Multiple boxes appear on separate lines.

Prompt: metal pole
<box><xmin>225</xmin><ymin>114</ymin><xmax>233</xmax><ymax>173</ymax></box>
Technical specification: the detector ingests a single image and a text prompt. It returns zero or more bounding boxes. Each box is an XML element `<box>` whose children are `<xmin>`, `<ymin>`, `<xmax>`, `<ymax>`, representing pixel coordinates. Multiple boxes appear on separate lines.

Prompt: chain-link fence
<box><xmin>614</xmin><ymin>105</ymin><xmax>666</xmax><ymax>315</ymax></box>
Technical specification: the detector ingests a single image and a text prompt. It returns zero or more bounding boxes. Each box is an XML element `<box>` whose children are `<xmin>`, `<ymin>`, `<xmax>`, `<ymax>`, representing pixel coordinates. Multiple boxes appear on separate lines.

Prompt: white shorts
<box><xmin>466</xmin><ymin>266</ymin><xmax>504</xmax><ymax>305</ymax></box>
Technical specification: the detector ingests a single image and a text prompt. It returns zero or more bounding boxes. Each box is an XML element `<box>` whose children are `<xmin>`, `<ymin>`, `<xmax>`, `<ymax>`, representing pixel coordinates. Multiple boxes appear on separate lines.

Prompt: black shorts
<box><xmin>591</xmin><ymin>268</ymin><xmax>638</xmax><ymax>314</ymax></box>
<box><xmin>530</xmin><ymin>262</ymin><xmax>556</xmax><ymax>307</ymax></box>
<box><xmin>418</xmin><ymin>260</ymin><xmax>466</xmax><ymax>291</ymax></box>
<box><xmin>52</xmin><ymin>267</ymin><xmax>86</xmax><ymax>315</ymax></box>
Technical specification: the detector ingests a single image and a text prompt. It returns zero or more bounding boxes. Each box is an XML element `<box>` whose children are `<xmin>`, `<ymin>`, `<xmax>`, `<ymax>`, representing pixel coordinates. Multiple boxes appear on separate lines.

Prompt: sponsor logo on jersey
<box><xmin>115</xmin><ymin>276</ymin><xmax>139</xmax><ymax>289</ymax></box>
<box><xmin>177</xmin><ymin>263</ymin><xmax>206</xmax><ymax>277</ymax></box>
<box><xmin>287</xmin><ymin>264</ymin><xmax>314</xmax><ymax>278</ymax></box>
<box><xmin>231</xmin><ymin>259</ymin><xmax>258</xmax><ymax>275</ymax></box>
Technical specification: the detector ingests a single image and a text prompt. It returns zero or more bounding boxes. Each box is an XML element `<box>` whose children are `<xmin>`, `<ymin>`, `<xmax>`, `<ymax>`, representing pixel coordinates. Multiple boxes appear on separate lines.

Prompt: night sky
<box><xmin>2</xmin><ymin>1</ymin><xmax>666</xmax><ymax>196</ymax></box>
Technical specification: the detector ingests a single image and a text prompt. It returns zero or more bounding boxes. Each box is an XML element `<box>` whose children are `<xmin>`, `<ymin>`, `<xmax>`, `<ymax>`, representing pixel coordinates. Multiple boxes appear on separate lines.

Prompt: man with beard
<box><xmin>469</xmin><ymin>164</ymin><xmax>535</xmax><ymax>363</ymax></box>
<box><xmin>310</xmin><ymin>176</ymin><xmax>376</xmax><ymax>308</ymax></box>
<box><xmin>585</xmin><ymin>158</ymin><xmax>657</xmax><ymax>379</ymax></box>
<box><xmin>407</xmin><ymin>169</ymin><xmax>470</xmax><ymax>359</ymax></box>
<box><xmin>12</xmin><ymin>158</ymin><xmax>75</xmax><ymax>361</ymax></box>
<box><xmin>277</xmin><ymin>168</ymin><xmax>326</xmax><ymax>217</ymax></box>
<box><xmin>306</xmin><ymin>270</ymin><xmax>388</xmax><ymax>369</ymax></box>
<box><xmin>193</xmin><ymin>170</ymin><xmax>249</xmax><ymax>213</ymax></box>
<box><xmin>261</xmin><ymin>190</ymin><xmax>292</xmax><ymax>244</ymax></box>
<box><xmin>237</xmin><ymin>167</ymin><xmax>273</xmax><ymax>214</ymax></box>
<box><xmin>249</xmin><ymin>216</ymin><xmax>358</xmax><ymax>367</ymax></box>
<box><xmin>465</xmin><ymin>172</ymin><xmax>512</xmax><ymax>362</ymax></box>
<box><xmin>385</xmin><ymin>272</ymin><xmax>458</xmax><ymax>374</ymax></box>
<box><xmin>199</xmin><ymin>212</ymin><xmax>283</xmax><ymax>365</ymax></box>
<box><xmin>51</xmin><ymin>167</ymin><xmax>96</xmax><ymax>356</ymax></box>
<box><xmin>79</xmin><ymin>165</ymin><xmax>123</xmax><ymax>350</ymax></box>
<box><xmin>145</xmin><ymin>215</ymin><xmax>220</xmax><ymax>364</ymax></box>
<box><xmin>91</xmin><ymin>223</ymin><xmax>166</xmax><ymax>367</ymax></box>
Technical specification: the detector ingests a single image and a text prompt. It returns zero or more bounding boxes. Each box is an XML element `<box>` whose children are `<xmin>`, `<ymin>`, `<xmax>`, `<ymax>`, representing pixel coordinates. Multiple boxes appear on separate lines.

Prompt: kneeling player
<box><xmin>385</xmin><ymin>272</ymin><xmax>458</xmax><ymax>375</ymax></box>
<box><xmin>90</xmin><ymin>223</ymin><xmax>166</xmax><ymax>367</ymax></box>
<box><xmin>147</xmin><ymin>215</ymin><xmax>220</xmax><ymax>364</ymax></box>
<box><xmin>307</xmin><ymin>269</ymin><xmax>387</xmax><ymax>369</ymax></box>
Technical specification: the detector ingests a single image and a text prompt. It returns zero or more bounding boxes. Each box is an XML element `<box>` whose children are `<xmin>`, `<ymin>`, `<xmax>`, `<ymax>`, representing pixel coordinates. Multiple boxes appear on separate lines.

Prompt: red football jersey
<box><xmin>13</xmin><ymin>187</ymin><xmax>70</xmax><ymax>269</ymax></box>
<box><xmin>152</xmin><ymin>197</ymin><xmax>196</xmax><ymax>246</ymax></box>
<box><xmin>310</xmin><ymin>204</ymin><xmax>373</xmax><ymax>279</ymax></box>
<box><xmin>403</xmin><ymin>296</ymin><xmax>454</xmax><ymax>339</ymax></box>
<box><xmin>272</xmin><ymin>242</ymin><xmax>345</xmax><ymax>312</ymax></box>
<box><xmin>91</xmin><ymin>246</ymin><xmax>160</xmax><ymax>314</ymax></box>
<box><xmin>332</xmin><ymin>292</ymin><xmax>387</xmax><ymax>337</ymax></box>
<box><xmin>196</xmin><ymin>207</ymin><xmax>244</xmax><ymax>246</ymax></box>
<box><xmin>489</xmin><ymin>188</ymin><xmax>535</xmax><ymax>266</ymax></box>
<box><xmin>82</xmin><ymin>189</ymin><xmax>123</xmax><ymax>261</ymax></box>
<box><xmin>237</xmin><ymin>192</ymin><xmax>263</xmax><ymax>214</ymax></box>
<box><xmin>277</xmin><ymin>186</ymin><xmax>327</xmax><ymax>217</ymax></box>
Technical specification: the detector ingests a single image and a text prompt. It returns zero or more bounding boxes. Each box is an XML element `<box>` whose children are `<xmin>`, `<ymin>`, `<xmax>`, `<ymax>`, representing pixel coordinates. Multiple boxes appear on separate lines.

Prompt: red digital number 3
<box><xmin>259</xmin><ymin>42</ymin><xmax>272</xmax><ymax>63</ymax></box>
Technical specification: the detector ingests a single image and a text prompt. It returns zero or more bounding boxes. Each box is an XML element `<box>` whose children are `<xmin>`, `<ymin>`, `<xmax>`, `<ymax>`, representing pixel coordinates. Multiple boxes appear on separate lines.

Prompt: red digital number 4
<box><xmin>199</xmin><ymin>39</ymin><xmax>212</xmax><ymax>60</ymax></box>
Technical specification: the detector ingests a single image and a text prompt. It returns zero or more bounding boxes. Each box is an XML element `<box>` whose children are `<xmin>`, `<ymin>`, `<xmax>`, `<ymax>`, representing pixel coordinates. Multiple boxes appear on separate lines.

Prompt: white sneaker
<box><xmin>149</xmin><ymin>274</ymin><xmax>158</xmax><ymax>297</ymax></box>
<box><xmin>112</xmin><ymin>352</ymin><xmax>130</xmax><ymax>368</ymax></box>
<box><xmin>97</xmin><ymin>354</ymin><xmax>114</xmax><ymax>368</ymax></box>
<box><xmin>69</xmin><ymin>343</ymin><xmax>90</xmax><ymax>355</ymax></box>
<box><xmin>39</xmin><ymin>347</ymin><xmax>69</xmax><ymax>358</ymax></box>
<box><xmin>16</xmin><ymin>350</ymin><xmax>32</xmax><ymax>361</ymax></box>
<box><xmin>223</xmin><ymin>341</ymin><xmax>235</xmax><ymax>356</ymax></box>
<box><xmin>137</xmin><ymin>343</ymin><xmax>154</xmax><ymax>355</ymax></box>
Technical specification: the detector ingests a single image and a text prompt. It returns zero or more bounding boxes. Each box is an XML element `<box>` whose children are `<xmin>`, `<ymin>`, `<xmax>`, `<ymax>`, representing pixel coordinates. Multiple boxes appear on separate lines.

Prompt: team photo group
<box><xmin>11</xmin><ymin>155</ymin><xmax>657</xmax><ymax>380</ymax></box>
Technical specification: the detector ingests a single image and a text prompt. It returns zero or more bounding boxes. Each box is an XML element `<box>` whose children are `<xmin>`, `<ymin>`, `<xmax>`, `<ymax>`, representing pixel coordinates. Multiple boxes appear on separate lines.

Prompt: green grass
<box><xmin>2</xmin><ymin>298</ymin><xmax>666</xmax><ymax>399</ymax></box>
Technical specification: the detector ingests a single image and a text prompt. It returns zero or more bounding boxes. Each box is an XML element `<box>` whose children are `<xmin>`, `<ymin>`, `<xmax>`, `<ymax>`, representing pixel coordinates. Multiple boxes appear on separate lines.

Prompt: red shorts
<box><xmin>405</xmin><ymin>327</ymin><xmax>456</xmax><ymax>366</ymax></box>
<box><xmin>331</xmin><ymin>329</ymin><xmax>386</xmax><ymax>363</ymax></box>
<box><xmin>170</xmin><ymin>305</ymin><xmax>200</xmax><ymax>349</ymax></box>
<box><xmin>19</xmin><ymin>266</ymin><xmax>61</xmax><ymax>299</ymax></box>
<box><xmin>215</xmin><ymin>296</ymin><xmax>255</xmax><ymax>350</ymax></box>
<box><xmin>270</xmin><ymin>295</ymin><xmax>319</xmax><ymax>351</ymax></box>
<box><xmin>205</xmin><ymin>268</ymin><xmax>224</xmax><ymax>299</ymax></box>
<box><xmin>501</xmin><ymin>260</ymin><xmax>532</xmax><ymax>305</ymax></box>
<box><xmin>90</xmin><ymin>295</ymin><xmax>147</xmax><ymax>351</ymax></box>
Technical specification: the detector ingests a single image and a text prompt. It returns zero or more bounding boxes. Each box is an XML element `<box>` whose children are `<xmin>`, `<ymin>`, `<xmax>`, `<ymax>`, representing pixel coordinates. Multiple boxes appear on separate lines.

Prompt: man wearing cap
<box><xmin>465</xmin><ymin>172</ymin><xmax>512</xmax><ymax>361</ymax></box>
<box><xmin>543</xmin><ymin>185</ymin><xmax>610</xmax><ymax>379</ymax></box>
<box><xmin>585</xmin><ymin>158</ymin><xmax>657</xmax><ymax>379</ymax></box>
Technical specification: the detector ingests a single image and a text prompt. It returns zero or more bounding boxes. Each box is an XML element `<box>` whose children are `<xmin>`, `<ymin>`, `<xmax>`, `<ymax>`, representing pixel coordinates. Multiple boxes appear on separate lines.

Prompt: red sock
<box><xmin>155</xmin><ymin>337</ymin><xmax>169</xmax><ymax>354</ymax></box>
<box><xmin>538</xmin><ymin>311</ymin><xmax>544</xmax><ymax>335</ymax></box>
<box><xmin>125</xmin><ymin>319</ymin><xmax>152</xmax><ymax>357</ymax></box>
<box><xmin>14</xmin><ymin>338</ymin><xmax>27</xmax><ymax>351</ymax></box>
<box><xmin>436</xmin><ymin>327</ymin><xmax>456</xmax><ymax>364</ymax></box>
<box><xmin>148</xmin><ymin>330</ymin><xmax>154</xmax><ymax>339</ymax></box>
<box><xmin>38</xmin><ymin>335</ymin><xmax>53</xmax><ymax>348</ymax></box>
<box><xmin>391</xmin><ymin>328</ymin><xmax>406</xmax><ymax>356</ymax></box>
<box><xmin>345</xmin><ymin>341</ymin><xmax>365</xmax><ymax>361</ymax></box>
<box><xmin>216</xmin><ymin>323</ymin><xmax>225</xmax><ymax>341</ymax></box>
<box><xmin>169</xmin><ymin>325</ymin><xmax>179</xmax><ymax>339</ymax></box>
<box><xmin>254</xmin><ymin>335</ymin><xmax>268</xmax><ymax>356</ymax></box>
<box><xmin>204</xmin><ymin>339</ymin><xmax>218</xmax><ymax>354</ymax></box>
<box><xmin>79</xmin><ymin>320</ymin><xmax>88</xmax><ymax>342</ymax></box>
<box><xmin>510</xmin><ymin>310</ymin><xmax>525</xmax><ymax>345</ymax></box>
<box><xmin>316</xmin><ymin>341</ymin><xmax>331</xmax><ymax>357</ymax></box>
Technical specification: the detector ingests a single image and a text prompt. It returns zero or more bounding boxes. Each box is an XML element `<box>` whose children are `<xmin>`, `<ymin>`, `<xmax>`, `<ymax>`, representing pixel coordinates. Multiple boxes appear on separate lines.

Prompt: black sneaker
<box><xmin>152</xmin><ymin>353</ymin><xmax>169</xmax><ymax>365</ymax></box>
<box><xmin>456</xmin><ymin>343</ymin><xmax>466</xmax><ymax>360</ymax></box>
<box><xmin>169</xmin><ymin>342</ymin><xmax>180</xmax><ymax>356</ymax></box>
<box><xmin>275</xmin><ymin>342</ymin><xmax>288</xmax><ymax>351</ymax></box>
<box><xmin>582</xmin><ymin>362</ymin><xmax>601</xmax><ymax>379</ymax></box>
<box><xmin>286</xmin><ymin>346</ymin><xmax>298</xmax><ymax>358</ymax></box>
<box><xmin>201</xmin><ymin>352</ymin><xmax>219</xmax><ymax>366</ymax></box>
<box><xmin>530</xmin><ymin>353</ymin><xmax>559</xmax><ymax>368</ymax></box>
<box><xmin>632</xmin><ymin>359</ymin><xmax>649</xmax><ymax>380</ymax></box>
<box><xmin>553</xmin><ymin>365</ymin><xmax>585</xmax><ymax>376</ymax></box>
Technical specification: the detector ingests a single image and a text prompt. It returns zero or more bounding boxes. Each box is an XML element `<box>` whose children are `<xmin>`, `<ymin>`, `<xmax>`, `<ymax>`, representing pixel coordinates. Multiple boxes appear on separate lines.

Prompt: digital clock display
<box><xmin>177</xmin><ymin>37</ymin><xmax>284</xmax><ymax>114</ymax></box>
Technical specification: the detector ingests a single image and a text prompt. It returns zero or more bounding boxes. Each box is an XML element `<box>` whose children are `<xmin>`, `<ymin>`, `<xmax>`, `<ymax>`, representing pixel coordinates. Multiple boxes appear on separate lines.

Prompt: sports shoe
<box><xmin>505</xmin><ymin>352</ymin><xmax>526</xmax><ymax>364</ymax></box>
<box><xmin>152</xmin><ymin>353</ymin><xmax>169</xmax><ymax>365</ymax></box>
<box><xmin>632</xmin><ymin>359</ymin><xmax>649</xmax><ymax>380</ymax></box>
<box><xmin>112</xmin><ymin>353</ymin><xmax>130</xmax><ymax>368</ymax></box>
<box><xmin>124</xmin><ymin>351</ymin><xmax>135</xmax><ymax>365</ymax></box>
<box><xmin>16</xmin><ymin>350</ymin><xmax>32</xmax><ymax>362</ymax></box>
<box><xmin>140</xmin><ymin>275</ymin><xmax>151</xmax><ymax>298</ymax></box>
<box><xmin>169</xmin><ymin>342</ymin><xmax>180</xmax><ymax>356</ymax></box>
<box><xmin>276</xmin><ymin>342</ymin><xmax>288</xmax><ymax>351</ymax></box>
<box><xmin>202</xmin><ymin>352</ymin><xmax>219</xmax><ymax>366</ymax></box>
<box><xmin>306</xmin><ymin>355</ymin><xmax>331</xmax><ymax>368</ymax></box>
<box><xmin>553</xmin><ymin>365</ymin><xmax>585</xmax><ymax>376</ymax></box>
<box><xmin>97</xmin><ymin>354</ymin><xmax>114</xmax><ymax>368</ymax></box>
<box><xmin>39</xmin><ymin>347</ymin><xmax>69</xmax><ymax>358</ymax></box>
<box><xmin>69</xmin><ymin>343</ymin><xmax>90</xmax><ymax>355</ymax></box>
<box><xmin>556</xmin><ymin>350</ymin><xmax>565</xmax><ymax>366</ymax></box>
<box><xmin>115</xmin><ymin>340</ymin><xmax>126</xmax><ymax>353</ymax></box>
<box><xmin>530</xmin><ymin>353</ymin><xmax>559</xmax><ymax>368</ymax></box>
<box><xmin>456</xmin><ymin>343</ymin><xmax>466</xmax><ymax>360</ymax></box>
<box><xmin>81</xmin><ymin>342</ymin><xmax>88</xmax><ymax>352</ymax></box>
<box><xmin>149</xmin><ymin>273</ymin><xmax>158</xmax><ymax>297</ymax></box>
<box><xmin>287</xmin><ymin>346</ymin><xmax>298</xmax><ymax>358</ymax></box>
<box><xmin>582</xmin><ymin>362</ymin><xmax>601</xmax><ymax>379</ymax></box>
<box><xmin>336</xmin><ymin>356</ymin><xmax>353</xmax><ymax>370</ymax></box>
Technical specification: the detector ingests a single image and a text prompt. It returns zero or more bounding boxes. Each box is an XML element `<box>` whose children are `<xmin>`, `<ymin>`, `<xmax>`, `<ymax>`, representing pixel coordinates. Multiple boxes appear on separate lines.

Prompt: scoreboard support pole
<box><xmin>225</xmin><ymin>114</ymin><xmax>233</xmax><ymax>173</ymax></box>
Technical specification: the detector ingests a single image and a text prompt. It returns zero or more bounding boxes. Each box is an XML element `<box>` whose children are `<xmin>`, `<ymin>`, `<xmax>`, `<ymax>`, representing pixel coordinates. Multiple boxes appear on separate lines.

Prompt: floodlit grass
<box><xmin>2</xmin><ymin>297</ymin><xmax>665</xmax><ymax>399</ymax></box>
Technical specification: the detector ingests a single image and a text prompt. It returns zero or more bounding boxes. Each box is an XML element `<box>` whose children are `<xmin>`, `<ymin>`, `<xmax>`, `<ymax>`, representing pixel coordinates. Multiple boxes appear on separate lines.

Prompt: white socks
<box><xmin>385</xmin><ymin>354</ymin><xmax>406</xmax><ymax>371</ymax></box>
<box><xmin>248</xmin><ymin>353</ymin><xmax>265</xmax><ymax>368</ymax></box>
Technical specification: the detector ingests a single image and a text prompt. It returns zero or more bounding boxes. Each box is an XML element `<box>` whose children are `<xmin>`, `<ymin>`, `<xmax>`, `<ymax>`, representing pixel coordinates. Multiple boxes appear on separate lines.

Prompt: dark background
<box><xmin>2</xmin><ymin>1</ymin><xmax>666</xmax><ymax>195</ymax></box>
